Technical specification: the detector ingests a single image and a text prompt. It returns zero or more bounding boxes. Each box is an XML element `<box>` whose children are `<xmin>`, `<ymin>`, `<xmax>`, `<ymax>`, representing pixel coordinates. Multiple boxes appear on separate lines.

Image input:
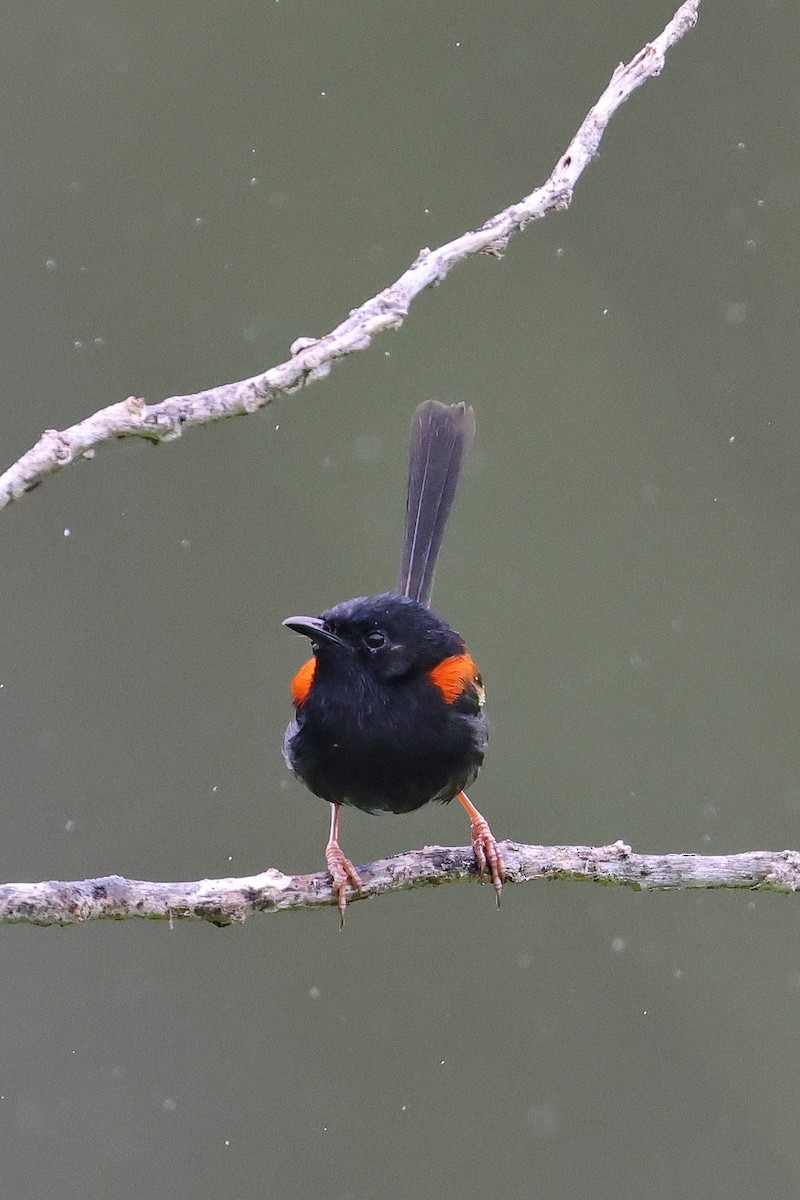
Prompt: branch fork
<box><xmin>0</xmin><ymin>0</ymin><xmax>701</xmax><ymax>513</ymax></box>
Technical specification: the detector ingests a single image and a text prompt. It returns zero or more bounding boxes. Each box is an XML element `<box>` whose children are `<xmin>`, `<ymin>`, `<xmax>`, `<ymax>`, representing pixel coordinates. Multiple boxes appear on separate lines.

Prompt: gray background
<box><xmin>2</xmin><ymin>1</ymin><xmax>800</xmax><ymax>1197</ymax></box>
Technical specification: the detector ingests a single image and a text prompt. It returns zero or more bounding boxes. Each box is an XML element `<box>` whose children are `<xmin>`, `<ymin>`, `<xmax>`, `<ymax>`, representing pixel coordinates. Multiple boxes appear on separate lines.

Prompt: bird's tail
<box><xmin>397</xmin><ymin>400</ymin><xmax>476</xmax><ymax>608</ymax></box>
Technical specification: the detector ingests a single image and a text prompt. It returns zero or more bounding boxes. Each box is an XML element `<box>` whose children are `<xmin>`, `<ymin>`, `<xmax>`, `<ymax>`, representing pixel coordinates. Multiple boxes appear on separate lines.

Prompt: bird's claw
<box><xmin>325</xmin><ymin>841</ymin><xmax>362</xmax><ymax>928</ymax></box>
<box><xmin>469</xmin><ymin>815</ymin><xmax>505</xmax><ymax>905</ymax></box>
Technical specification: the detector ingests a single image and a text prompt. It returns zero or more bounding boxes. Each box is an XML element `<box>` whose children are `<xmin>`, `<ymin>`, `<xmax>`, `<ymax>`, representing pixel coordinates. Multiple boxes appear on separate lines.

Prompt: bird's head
<box><xmin>283</xmin><ymin>592</ymin><xmax>465</xmax><ymax>683</ymax></box>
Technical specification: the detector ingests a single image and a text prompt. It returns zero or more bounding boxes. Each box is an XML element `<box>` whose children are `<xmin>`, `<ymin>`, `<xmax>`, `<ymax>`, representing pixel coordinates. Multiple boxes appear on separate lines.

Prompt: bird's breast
<box><xmin>284</xmin><ymin>671</ymin><xmax>486</xmax><ymax>814</ymax></box>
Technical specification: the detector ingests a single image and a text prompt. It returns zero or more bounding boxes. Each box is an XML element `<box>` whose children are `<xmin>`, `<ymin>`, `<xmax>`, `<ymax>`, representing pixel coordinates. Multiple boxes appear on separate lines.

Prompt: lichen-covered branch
<box><xmin>2</xmin><ymin>839</ymin><xmax>797</xmax><ymax>927</ymax></box>
<box><xmin>0</xmin><ymin>0</ymin><xmax>701</xmax><ymax>513</ymax></box>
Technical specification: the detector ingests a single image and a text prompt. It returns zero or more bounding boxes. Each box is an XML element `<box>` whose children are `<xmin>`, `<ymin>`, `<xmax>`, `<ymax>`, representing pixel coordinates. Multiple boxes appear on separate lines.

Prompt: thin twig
<box><xmin>1</xmin><ymin>840</ymin><xmax>797</xmax><ymax>927</ymax></box>
<box><xmin>0</xmin><ymin>0</ymin><xmax>701</xmax><ymax>513</ymax></box>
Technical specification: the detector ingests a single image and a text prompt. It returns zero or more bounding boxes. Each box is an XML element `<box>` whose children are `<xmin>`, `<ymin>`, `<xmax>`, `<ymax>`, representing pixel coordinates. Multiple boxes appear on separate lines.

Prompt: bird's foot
<box><xmin>457</xmin><ymin>791</ymin><xmax>504</xmax><ymax>905</ymax></box>
<box><xmin>325</xmin><ymin>840</ymin><xmax>362</xmax><ymax>928</ymax></box>
<box><xmin>468</xmin><ymin>813</ymin><xmax>505</xmax><ymax>905</ymax></box>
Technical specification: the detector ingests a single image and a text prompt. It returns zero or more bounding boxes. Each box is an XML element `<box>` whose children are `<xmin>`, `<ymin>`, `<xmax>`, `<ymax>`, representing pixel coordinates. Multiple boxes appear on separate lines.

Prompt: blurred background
<box><xmin>2</xmin><ymin>1</ymin><xmax>800</xmax><ymax>1196</ymax></box>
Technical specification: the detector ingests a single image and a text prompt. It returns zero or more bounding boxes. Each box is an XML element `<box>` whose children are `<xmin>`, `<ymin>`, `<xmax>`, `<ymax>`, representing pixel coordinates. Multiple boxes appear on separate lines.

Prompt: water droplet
<box><xmin>723</xmin><ymin>301</ymin><xmax>748</xmax><ymax>325</ymax></box>
<box><xmin>355</xmin><ymin>434</ymin><xmax>381</xmax><ymax>461</ymax></box>
<box><xmin>526</xmin><ymin>1104</ymin><xmax>559</xmax><ymax>1137</ymax></box>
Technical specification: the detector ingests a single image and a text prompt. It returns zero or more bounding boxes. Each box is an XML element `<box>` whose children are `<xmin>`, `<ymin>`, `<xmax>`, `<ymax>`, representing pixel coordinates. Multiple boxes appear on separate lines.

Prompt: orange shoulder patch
<box><xmin>291</xmin><ymin>657</ymin><xmax>316</xmax><ymax>706</ymax></box>
<box><xmin>428</xmin><ymin>653</ymin><xmax>485</xmax><ymax>706</ymax></box>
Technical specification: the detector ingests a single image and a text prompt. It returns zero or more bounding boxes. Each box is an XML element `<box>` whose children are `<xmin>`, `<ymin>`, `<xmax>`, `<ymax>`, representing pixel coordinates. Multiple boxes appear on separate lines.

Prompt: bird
<box><xmin>282</xmin><ymin>399</ymin><xmax>503</xmax><ymax>920</ymax></box>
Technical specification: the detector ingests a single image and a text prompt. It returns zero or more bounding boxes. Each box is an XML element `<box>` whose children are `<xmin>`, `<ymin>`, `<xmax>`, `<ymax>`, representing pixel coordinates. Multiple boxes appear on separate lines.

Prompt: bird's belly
<box><xmin>284</xmin><ymin>708</ymin><xmax>484</xmax><ymax>815</ymax></box>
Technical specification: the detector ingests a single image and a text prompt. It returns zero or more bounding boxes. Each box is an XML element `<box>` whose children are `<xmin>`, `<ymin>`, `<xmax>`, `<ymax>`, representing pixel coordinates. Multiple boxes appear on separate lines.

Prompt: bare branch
<box><xmin>0</xmin><ymin>0</ymin><xmax>701</xmax><ymax>514</ymax></box>
<box><xmin>2</xmin><ymin>838</ymin><xmax>797</xmax><ymax>927</ymax></box>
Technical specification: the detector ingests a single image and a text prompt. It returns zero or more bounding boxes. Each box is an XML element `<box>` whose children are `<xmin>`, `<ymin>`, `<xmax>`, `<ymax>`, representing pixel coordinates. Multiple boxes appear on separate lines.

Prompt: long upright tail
<box><xmin>397</xmin><ymin>400</ymin><xmax>476</xmax><ymax>608</ymax></box>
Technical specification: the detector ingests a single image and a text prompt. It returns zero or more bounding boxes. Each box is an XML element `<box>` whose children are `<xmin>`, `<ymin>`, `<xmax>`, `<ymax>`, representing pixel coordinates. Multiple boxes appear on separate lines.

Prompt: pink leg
<box><xmin>457</xmin><ymin>791</ymin><xmax>504</xmax><ymax>904</ymax></box>
<box><xmin>325</xmin><ymin>803</ymin><xmax>362</xmax><ymax>927</ymax></box>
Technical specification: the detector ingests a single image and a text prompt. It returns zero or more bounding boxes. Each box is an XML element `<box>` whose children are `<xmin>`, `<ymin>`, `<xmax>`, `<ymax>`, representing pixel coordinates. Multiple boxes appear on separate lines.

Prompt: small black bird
<box><xmin>283</xmin><ymin>400</ymin><xmax>503</xmax><ymax>919</ymax></box>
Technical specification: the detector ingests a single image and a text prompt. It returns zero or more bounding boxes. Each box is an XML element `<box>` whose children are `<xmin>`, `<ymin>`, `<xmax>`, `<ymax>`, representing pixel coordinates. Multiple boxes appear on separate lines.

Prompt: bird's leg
<box><xmin>457</xmin><ymin>791</ymin><xmax>504</xmax><ymax>905</ymax></box>
<box><xmin>325</xmin><ymin>803</ymin><xmax>362</xmax><ymax>927</ymax></box>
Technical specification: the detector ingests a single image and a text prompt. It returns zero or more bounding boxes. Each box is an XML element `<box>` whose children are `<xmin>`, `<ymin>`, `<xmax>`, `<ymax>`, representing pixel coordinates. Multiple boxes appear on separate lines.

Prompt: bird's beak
<box><xmin>282</xmin><ymin>615</ymin><xmax>346</xmax><ymax>647</ymax></box>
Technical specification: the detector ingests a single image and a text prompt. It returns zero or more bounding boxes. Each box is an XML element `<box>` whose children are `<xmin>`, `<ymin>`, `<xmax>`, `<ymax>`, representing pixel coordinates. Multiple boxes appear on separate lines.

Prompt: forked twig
<box><xmin>0</xmin><ymin>0</ymin><xmax>701</xmax><ymax>513</ymax></box>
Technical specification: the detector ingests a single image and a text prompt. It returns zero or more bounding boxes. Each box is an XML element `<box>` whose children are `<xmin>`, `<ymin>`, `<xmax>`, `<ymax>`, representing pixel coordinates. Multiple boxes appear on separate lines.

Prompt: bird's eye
<box><xmin>364</xmin><ymin>630</ymin><xmax>387</xmax><ymax>650</ymax></box>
